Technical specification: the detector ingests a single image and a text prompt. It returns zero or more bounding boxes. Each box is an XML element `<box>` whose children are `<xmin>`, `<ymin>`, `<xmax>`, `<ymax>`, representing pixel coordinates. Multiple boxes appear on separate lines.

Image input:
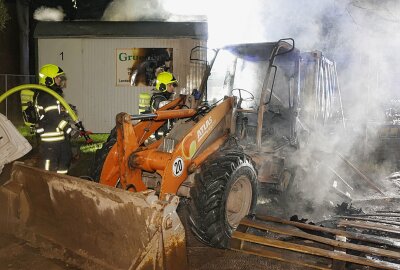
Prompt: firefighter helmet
<box><xmin>155</xmin><ymin>71</ymin><xmax>178</xmax><ymax>92</ymax></box>
<box><xmin>39</xmin><ymin>64</ymin><xmax>66</xmax><ymax>87</ymax></box>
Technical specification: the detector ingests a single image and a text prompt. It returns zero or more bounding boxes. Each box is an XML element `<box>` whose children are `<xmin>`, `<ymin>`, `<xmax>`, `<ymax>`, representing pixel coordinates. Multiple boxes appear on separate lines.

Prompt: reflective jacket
<box><xmin>35</xmin><ymin>87</ymin><xmax>72</xmax><ymax>142</ymax></box>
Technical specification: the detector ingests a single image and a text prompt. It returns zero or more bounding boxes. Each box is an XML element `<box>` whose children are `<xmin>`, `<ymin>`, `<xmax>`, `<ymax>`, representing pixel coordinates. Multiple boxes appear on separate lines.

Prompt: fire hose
<box><xmin>0</xmin><ymin>84</ymin><xmax>92</xmax><ymax>143</ymax></box>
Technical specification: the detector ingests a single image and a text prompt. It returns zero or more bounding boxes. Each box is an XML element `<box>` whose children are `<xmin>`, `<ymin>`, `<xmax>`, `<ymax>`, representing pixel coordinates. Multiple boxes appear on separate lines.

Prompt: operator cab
<box><xmin>205</xmin><ymin>40</ymin><xmax>300</xmax><ymax>150</ymax></box>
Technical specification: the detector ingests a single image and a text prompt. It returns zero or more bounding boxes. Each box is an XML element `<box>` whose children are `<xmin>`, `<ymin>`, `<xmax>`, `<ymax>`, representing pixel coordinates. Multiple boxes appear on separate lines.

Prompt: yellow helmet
<box><xmin>155</xmin><ymin>71</ymin><xmax>178</xmax><ymax>92</ymax></box>
<box><xmin>39</xmin><ymin>64</ymin><xmax>66</xmax><ymax>87</ymax></box>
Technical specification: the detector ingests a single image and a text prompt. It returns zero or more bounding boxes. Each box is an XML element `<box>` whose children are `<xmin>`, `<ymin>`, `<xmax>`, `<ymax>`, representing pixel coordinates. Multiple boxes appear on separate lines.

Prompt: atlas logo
<box><xmin>197</xmin><ymin>116</ymin><xmax>213</xmax><ymax>141</ymax></box>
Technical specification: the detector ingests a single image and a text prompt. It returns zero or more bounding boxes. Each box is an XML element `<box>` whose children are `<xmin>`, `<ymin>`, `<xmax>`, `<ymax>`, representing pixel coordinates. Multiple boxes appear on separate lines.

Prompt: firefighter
<box><xmin>150</xmin><ymin>71</ymin><xmax>178</xmax><ymax>111</ymax></box>
<box><xmin>35</xmin><ymin>64</ymin><xmax>76</xmax><ymax>174</ymax></box>
<box><xmin>149</xmin><ymin>71</ymin><xmax>178</xmax><ymax>138</ymax></box>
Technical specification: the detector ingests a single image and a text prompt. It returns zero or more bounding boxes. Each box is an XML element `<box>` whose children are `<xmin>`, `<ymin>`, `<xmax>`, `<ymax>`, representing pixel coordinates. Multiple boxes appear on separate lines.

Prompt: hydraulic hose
<box><xmin>0</xmin><ymin>84</ymin><xmax>92</xmax><ymax>143</ymax></box>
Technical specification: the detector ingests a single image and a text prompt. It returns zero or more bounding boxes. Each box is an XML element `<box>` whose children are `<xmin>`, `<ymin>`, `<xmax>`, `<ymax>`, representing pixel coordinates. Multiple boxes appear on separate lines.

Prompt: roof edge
<box><xmin>34</xmin><ymin>21</ymin><xmax>208</xmax><ymax>39</ymax></box>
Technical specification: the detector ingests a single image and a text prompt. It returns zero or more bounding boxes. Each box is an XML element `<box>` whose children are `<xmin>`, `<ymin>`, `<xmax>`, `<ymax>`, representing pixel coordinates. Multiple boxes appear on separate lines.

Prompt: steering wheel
<box><xmin>232</xmin><ymin>88</ymin><xmax>255</xmax><ymax>108</ymax></box>
<box><xmin>232</xmin><ymin>88</ymin><xmax>255</xmax><ymax>101</ymax></box>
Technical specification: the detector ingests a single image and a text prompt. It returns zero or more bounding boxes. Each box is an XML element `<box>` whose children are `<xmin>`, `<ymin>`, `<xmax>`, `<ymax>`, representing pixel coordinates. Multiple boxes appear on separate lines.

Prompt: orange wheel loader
<box><xmin>91</xmin><ymin>39</ymin><xmax>345</xmax><ymax>249</ymax></box>
<box><xmin>0</xmin><ymin>39</ymin><xmax>344</xmax><ymax>269</ymax></box>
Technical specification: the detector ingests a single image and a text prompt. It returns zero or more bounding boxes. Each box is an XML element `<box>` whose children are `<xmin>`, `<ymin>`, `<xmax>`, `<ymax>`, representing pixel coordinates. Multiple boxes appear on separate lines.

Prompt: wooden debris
<box><xmin>230</xmin><ymin>213</ymin><xmax>400</xmax><ymax>269</ymax></box>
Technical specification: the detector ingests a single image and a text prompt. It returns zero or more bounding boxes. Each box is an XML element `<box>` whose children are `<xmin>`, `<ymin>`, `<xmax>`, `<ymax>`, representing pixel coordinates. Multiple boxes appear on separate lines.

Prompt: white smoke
<box><xmin>102</xmin><ymin>0</ymin><xmax>171</xmax><ymax>21</ymax></box>
<box><xmin>102</xmin><ymin>0</ymin><xmax>208</xmax><ymax>21</ymax></box>
<box><xmin>101</xmin><ymin>0</ymin><xmax>400</xmax><ymax>217</ymax></box>
<box><xmin>33</xmin><ymin>6</ymin><xmax>65</xmax><ymax>21</ymax></box>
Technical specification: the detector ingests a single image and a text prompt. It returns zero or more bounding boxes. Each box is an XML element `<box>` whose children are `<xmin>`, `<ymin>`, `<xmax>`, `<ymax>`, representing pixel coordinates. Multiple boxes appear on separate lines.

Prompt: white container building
<box><xmin>34</xmin><ymin>21</ymin><xmax>207</xmax><ymax>133</ymax></box>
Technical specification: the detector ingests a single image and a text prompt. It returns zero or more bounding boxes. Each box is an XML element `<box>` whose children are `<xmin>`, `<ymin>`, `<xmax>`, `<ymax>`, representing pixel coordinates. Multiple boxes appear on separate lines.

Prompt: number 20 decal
<box><xmin>172</xmin><ymin>157</ymin><xmax>184</xmax><ymax>177</ymax></box>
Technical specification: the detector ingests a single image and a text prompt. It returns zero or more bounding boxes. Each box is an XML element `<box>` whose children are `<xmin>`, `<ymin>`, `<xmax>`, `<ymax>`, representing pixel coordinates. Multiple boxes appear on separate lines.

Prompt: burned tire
<box><xmin>188</xmin><ymin>149</ymin><xmax>258</xmax><ymax>248</ymax></box>
<box><xmin>90</xmin><ymin>127</ymin><xmax>117</xmax><ymax>182</ymax></box>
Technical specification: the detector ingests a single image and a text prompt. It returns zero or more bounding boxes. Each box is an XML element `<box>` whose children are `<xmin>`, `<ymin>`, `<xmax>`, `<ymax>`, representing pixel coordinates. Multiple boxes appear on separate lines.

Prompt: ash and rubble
<box><xmin>256</xmin><ymin>115</ymin><xmax>400</xmax><ymax>226</ymax></box>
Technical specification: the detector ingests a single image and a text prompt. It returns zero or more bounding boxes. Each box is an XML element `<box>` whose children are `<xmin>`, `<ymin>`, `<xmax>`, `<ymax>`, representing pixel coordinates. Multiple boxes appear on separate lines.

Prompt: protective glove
<box><xmin>74</xmin><ymin>121</ymin><xmax>93</xmax><ymax>143</ymax></box>
<box><xmin>80</xmin><ymin>130</ymin><xmax>93</xmax><ymax>137</ymax></box>
<box><xmin>70</xmin><ymin>128</ymin><xmax>80</xmax><ymax>139</ymax></box>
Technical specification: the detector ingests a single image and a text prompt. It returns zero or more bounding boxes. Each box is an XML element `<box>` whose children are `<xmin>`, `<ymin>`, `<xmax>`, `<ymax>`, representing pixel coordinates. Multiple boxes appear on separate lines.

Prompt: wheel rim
<box><xmin>226</xmin><ymin>175</ymin><xmax>253</xmax><ymax>228</ymax></box>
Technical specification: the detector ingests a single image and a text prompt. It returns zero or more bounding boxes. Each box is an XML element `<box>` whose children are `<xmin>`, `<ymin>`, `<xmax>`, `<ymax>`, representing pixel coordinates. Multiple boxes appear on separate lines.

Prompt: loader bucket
<box><xmin>0</xmin><ymin>162</ymin><xmax>187</xmax><ymax>270</ymax></box>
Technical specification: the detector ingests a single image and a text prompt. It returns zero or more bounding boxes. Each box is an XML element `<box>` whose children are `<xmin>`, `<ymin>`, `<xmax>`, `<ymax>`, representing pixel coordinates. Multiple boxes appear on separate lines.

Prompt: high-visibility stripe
<box><xmin>58</xmin><ymin>120</ymin><xmax>68</xmax><ymax>129</ymax></box>
<box><xmin>41</xmin><ymin>135</ymin><xmax>65</xmax><ymax>142</ymax></box>
<box><xmin>44</xmin><ymin>105</ymin><xmax>59</xmax><ymax>112</ymax></box>
<box><xmin>45</xmin><ymin>160</ymin><xmax>50</xmax><ymax>170</ymax></box>
<box><xmin>41</xmin><ymin>131</ymin><xmax>64</xmax><ymax>137</ymax></box>
<box><xmin>36</xmin><ymin>128</ymin><xmax>44</xmax><ymax>133</ymax></box>
<box><xmin>66</xmin><ymin>127</ymin><xmax>72</xmax><ymax>134</ymax></box>
<box><xmin>57</xmin><ymin>170</ymin><xmax>68</xmax><ymax>174</ymax></box>
<box><xmin>40</xmin><ymin>131</ymin><xmax>65</xmax><ymax>142</ymax></box>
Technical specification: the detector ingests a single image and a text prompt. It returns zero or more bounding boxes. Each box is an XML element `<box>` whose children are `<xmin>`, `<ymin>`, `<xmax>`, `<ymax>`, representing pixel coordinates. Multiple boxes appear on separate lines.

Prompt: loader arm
<box><xmin>100</xmin><ymin>97</ymin><xmax>235</xmax><ymax>200</ymax></box>
<box><xmin>100</xmin><ymin>96</ymin><xmax>190</xmax><ymax>189</ymax></box>
<box><xmin>131</xmin><ymin>97</ymin><xmax>234</xmax><ymax>199</ymax></box>
<box><xmin>158</xmin><ymin>97</ymin><xmax>234</xmax><ymax>198</ymax></box>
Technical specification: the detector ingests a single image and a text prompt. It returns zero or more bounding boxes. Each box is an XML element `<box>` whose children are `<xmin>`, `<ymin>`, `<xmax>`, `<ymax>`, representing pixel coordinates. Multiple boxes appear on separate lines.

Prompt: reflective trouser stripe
<box><xmin>41</xmin><ymin>131</ymin><xmax>64</xmax><ymax>137</ymax></box>
<box><xmin>57</xmin><ymin>169</ymin><xmax>68</xmax><ymax>174</ymax></box>
<box><xmin>40</xmin><ymin>131</ymin><xmax>65</xmax><ymax>142</ymax></box>
<box><xmin>45</xmin><ymin>160</ymin><xmax>50</xmax><ymax>171</ymax></box>
<box><xmin>41</xmin><ymin>136</ymin><xmax>65</xmax><ymax>142</ymax></box>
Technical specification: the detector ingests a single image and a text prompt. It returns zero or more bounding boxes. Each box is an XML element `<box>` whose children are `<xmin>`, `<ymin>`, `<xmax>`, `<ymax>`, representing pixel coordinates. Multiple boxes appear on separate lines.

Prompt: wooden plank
<box><xmin>335</xmin><ymin>151</ymin><xmax>385</xmax><ymax>195</ymax></box>
<box><xmin>240</xmin><ymin>219</ymin><xmax>400</xmax><ymax>260</ymax></box>
<box><xmin>231</xmin><ymin>239</ymin><xmax>332</xmax><ymax>270</ymax></box>
<box><xmin>332</xmin><ymin>235</ymin><xmax>346</xmax><ymax>270</ymax></box>
<box><xmin>337</xmin><ymin>216</ymin><xmax>400</xmax><ymax>226</ymax></box>
<box><xmin>339</xmin><ymin>220</ymin><xmax>400</xmax><ymax>235</ymax></box>
<box><xmin>347</xmin><ymin>213</ymin><xmax>400</xmax><ymax>218</ymax></box>
<box><xmin>232</xmin><ymin>231</ymin><xmax>399</xmax><ymax>269</ymax></box>
<box><xmin>256</xmin><ymin>215</ymin><xmax>400</xmax><ymax>248</ymax></box>
<box><xmin>327</xmin><ymin>165</ymin><xmax>353</xmax><ymax>191</ymax></box>
<box><xmin>377</xmin><ymin>210</ymin><xmax>400</xmax><ymax>214</ymax></box>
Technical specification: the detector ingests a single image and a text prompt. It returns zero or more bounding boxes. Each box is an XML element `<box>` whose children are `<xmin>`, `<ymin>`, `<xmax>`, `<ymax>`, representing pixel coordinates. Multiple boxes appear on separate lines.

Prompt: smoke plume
<box><xmin>101</xmin><ymin>0</ymin><xmax>400</xmax><ymax>218</ymax></box>
<box><xmin>33</xmin><ymin>6</ymin><xmax>65</xmax><ymax>21</ymax></box>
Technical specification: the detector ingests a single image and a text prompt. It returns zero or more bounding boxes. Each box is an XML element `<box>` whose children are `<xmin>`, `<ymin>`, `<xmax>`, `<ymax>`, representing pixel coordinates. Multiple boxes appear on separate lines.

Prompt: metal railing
<box><xmin>0</xmin><ymin>74</ymin><xmax>36</xmax><ymax>123</ymax></box>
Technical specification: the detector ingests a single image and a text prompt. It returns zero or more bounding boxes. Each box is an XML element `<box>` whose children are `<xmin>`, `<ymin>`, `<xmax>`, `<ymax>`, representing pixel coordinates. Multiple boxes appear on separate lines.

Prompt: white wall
<box><xmin>38</xmin><ymin>37</ymin><xmax>205</xmax><ymax>133</ymax></box>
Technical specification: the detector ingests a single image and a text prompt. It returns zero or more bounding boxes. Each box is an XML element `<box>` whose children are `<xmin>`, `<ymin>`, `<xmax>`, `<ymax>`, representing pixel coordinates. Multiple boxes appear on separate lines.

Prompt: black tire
<box><xmin>90</xmin><ymin>127</ymin><xmax>117</xmax><ymax>182</ymax></box>
<box><xmin>188</xmin><ymin>148</ymin><xmax>258</xmax><ymax>248</ymax></box>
